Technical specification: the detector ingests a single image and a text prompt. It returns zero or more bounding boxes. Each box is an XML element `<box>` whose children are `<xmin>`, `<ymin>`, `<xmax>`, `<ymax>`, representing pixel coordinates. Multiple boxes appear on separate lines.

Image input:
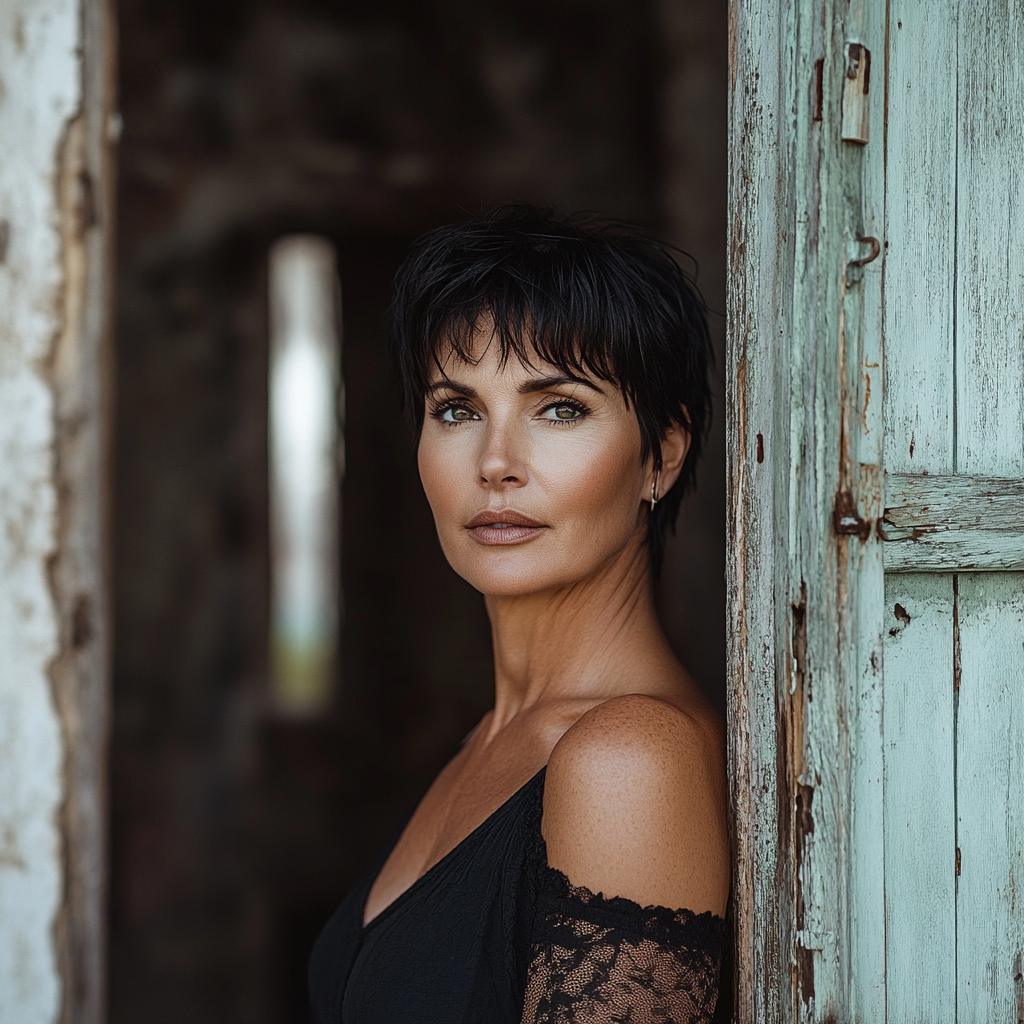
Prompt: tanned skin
<box><xmin>363</xmin><ymin>324</ymin><xmax>729</xmax><ymax>926</ymax></box>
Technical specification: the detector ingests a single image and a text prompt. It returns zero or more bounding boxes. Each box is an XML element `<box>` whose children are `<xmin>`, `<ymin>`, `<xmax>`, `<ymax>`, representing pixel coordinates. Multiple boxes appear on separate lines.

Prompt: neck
<box><xmin>483</xmin><ymin>536</ymin><xmax>680</xmax><ymax>730</ymax></box>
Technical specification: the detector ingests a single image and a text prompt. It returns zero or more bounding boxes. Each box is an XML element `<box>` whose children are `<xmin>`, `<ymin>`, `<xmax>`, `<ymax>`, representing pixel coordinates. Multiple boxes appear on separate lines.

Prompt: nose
<box><xmin>477</xmin><ymin>415</ymin><xmax>526</xmax><ymax>490</ymax></box>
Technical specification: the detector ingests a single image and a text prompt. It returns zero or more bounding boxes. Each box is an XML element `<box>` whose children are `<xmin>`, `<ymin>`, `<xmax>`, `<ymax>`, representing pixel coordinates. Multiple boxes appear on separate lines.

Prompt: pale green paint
<box><xmin>847</xmin><ymin>2</ymin><xmax>887</xmax><ymax>1017</ymax></box>
<box><xmin>955</xmin><ymin>5</ymin><xmax>1024</xmax><ymax>479</ymax></box>
<box><xmin>881</xmin><ymin>3</ymin><xmax>1024</xmax><ymax>1021</ymax></box>
<box><xmin>883</xmin><ymin>0</ymin><xmax>957</xmax><ymax>477</ymax></box>
<box><xmin>948</xmin><ymin>6</ymin><xmax>1024</xmax><ymax>1017</ymax></box>
<box><xmin>882</xmin><ymin>574</ymin><xmax>957</xmax><ymax>1022</ymax></box>
<box><xmin>883</xmin><ymin>475</ymin><xmax>1024</xmax><ymax>572</ymax></box>
<box><xmin>729</xmin><ymin>0</ymin><xmax>886</xmax><ymax>1018</ymax></box>
<box><xmin>956</xmin><ymin>574</ymin><xmax>1024</xmax><ymax>1022</ymax></box>
<box><xmin>731</xmin><ymin>0</ymin><xmax>1024</xmax><ymax>1020</ymax></box>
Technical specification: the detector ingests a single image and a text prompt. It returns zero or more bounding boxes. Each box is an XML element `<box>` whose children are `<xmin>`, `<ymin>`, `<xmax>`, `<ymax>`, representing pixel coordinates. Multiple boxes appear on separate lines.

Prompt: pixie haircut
<box><xmin>390</xmin><ymin>204</ymin><xmax>712</xmax><ymax>574</ymax></box>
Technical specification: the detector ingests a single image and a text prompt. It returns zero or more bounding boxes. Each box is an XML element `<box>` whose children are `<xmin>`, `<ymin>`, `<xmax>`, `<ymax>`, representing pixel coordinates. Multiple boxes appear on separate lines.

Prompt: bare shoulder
<box><xmin>543</xmin><ymin>693</ymin><xmax>729</xmax><ymax>916</ymax></box>
<box><xmin>549</xmin><ymin>692</ymin><xmax>724</xmax><ymax>778</ymax></box>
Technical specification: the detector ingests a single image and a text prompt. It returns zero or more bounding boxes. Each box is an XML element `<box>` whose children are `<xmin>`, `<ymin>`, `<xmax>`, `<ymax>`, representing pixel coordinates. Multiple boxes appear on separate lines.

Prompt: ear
<box><xmin>644</xmin><ymin>419</ymin><xmax>691</xmax><ymax>502</ymax></box>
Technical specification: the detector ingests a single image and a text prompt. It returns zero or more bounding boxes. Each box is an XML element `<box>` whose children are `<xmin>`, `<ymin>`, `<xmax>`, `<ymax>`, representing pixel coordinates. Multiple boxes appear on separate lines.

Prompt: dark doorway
<box><xmin>111</xmin><ymin>2</ymin><xmax>727</xmax><ymax>1020</ymax></box>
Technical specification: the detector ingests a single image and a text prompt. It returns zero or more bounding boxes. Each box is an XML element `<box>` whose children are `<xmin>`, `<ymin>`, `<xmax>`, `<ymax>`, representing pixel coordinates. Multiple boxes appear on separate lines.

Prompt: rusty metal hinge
<box><xmin>842</xmin><ymin>43</ymin><xmax>871</xmax><ymax>143</ymax></box>
<box><xmin>834</xmin><ymin>490</ymin><xmax>872</xmax><ymax>541</ymax></box>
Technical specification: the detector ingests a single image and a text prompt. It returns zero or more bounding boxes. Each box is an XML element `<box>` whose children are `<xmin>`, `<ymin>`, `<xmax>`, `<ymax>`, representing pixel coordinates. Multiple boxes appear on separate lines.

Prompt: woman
<box><xmin>309</xmin><ymin>205</ymin><xmax>730</xmax><ymax>1023</ymax></box>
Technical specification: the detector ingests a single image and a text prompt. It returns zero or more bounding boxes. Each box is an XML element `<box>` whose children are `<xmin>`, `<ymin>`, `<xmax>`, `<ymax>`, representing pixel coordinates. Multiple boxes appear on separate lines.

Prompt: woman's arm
<box><xmin>519</xmin><ymin>694</ymin><xmax>729</xmax><ymax>1024</ymax></box>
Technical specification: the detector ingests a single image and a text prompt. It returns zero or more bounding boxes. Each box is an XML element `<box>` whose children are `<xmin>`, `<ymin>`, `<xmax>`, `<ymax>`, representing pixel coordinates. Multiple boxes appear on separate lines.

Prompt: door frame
<box><xmin>727</xmin><ymin>1</ymin><xmax>887</xmax><ymax>1018</ymax></box>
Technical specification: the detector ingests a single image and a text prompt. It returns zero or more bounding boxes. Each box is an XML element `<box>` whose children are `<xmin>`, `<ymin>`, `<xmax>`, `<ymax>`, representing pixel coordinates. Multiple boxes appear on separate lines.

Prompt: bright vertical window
<box><xmin>268</xmin><ymin>236</ymin><xmax>342</xmax><ymax>713</ymax></box>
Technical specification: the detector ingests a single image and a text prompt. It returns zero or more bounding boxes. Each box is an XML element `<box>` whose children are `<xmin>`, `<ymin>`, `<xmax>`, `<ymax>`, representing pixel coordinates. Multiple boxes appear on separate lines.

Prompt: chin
<box><xmin>442</xmin><ymin>537</ymin><xmax>607</xmax><ymax>598</ymax></box>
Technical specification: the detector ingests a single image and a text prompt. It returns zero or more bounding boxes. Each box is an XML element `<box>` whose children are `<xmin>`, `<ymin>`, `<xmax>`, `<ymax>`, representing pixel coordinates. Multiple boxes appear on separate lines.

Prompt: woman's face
<box><xmin>417</xmin><ymin>328</ymin><xmax>655</xmax><ymax>597</ymax></box>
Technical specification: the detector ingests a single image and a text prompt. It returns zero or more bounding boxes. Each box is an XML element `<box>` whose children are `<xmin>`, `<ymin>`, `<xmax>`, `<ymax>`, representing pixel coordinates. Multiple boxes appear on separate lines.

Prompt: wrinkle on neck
<box><xmin>483</xmin><ymin>529</ymin><xmax>676</xmax><ymax>732</ymax></box>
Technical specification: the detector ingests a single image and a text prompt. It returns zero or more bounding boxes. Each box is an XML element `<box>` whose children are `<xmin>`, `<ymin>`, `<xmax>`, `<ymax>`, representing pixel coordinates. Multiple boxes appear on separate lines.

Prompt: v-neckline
<box><xmin>361</xmin><ymin>766</ymin><xmax>546</xmax><ymax>932</ymax></box>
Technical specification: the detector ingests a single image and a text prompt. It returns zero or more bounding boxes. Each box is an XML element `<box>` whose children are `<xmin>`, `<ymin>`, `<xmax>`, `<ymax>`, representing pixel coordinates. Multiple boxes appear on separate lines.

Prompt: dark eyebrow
<box><xmin>517</xmin><ymin>374</ymin><xmax>605</xmax><ymax>396</ymax></box>
<box><xmin>425</xmin><ymin>379</ymin><xmax>477</xmax><ymax>398</ymax></box>
<box><xmin>425</xmin><ymin>374</ymin><xmax>604</xmax><ymax>398</ymax></box>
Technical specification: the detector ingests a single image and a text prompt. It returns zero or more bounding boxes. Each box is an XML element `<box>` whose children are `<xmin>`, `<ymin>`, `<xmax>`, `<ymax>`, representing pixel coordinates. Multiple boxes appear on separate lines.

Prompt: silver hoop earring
<box><xmin>650</xmin><ymin>471</ymin><xmax>660</xmax><ymax>511</ymax></box>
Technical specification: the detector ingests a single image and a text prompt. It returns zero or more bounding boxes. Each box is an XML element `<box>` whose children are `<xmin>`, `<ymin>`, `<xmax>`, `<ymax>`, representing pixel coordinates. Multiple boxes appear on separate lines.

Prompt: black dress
<box><xmin>308</xmin><ymin>767</ymin><xmax>725</xmax><ymax>1024</ymax></box>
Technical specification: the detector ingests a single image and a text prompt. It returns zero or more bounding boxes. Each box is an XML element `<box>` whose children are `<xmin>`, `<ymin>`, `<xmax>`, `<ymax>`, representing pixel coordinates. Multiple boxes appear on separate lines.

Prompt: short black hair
<box><xmin>390</xmin><ymin>204</ymin><xmax>712</xmax><ymax>574</ymax></box>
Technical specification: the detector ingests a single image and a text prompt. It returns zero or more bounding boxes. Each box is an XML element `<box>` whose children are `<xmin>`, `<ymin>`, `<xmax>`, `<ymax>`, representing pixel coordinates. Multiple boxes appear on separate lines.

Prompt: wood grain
<box><xmin>883</xmin><ymin>0</ymin><xmax>958</xmax><ymax>476</ymax></box>
<box><xmin>732</xmin><ymin>1</ymin><xmax>1024</xmax><ymax>1018</ymax></box>
<box><xmin>726</xmin><ymin>0</ymin><xmax>793</xmax><ymax>1016</ymax></box>
<box><xmin>882</xmin><ymin>474</ymin><xmax>1024</xmax><ymax>572</ymax></box>
<box><xmin>951</xmin><ymin>12</ymin><xmax>1024</xmax><ymax>1020</ymax></box>
<box><xmin>730</xmin><ymin>0</ymin><xmax>889</xmax><ymax>1017</ymax></box>
<box><xmin>955</xmin><ymin>1</ymin><xmax>1024</xmax><ymax>479</ymax></box>
<box><xmin>956</xmin><ymin>573</ymin><xmax>1024</xmax><ymax>1023</ymax></box>
<box><xmin>883</xmin><ymin>574</ymin><xmax>957</xmax><ymax>1022</ymax></box>
<box><xmin>847</xmin><ymin>1</ymin><xmax>888</xmax><ymax>1017</ymax></box>
<box><xmin>881</xmin><ymin>5</ymin><xmax>961</xmax><ymax>1020</ymax></box>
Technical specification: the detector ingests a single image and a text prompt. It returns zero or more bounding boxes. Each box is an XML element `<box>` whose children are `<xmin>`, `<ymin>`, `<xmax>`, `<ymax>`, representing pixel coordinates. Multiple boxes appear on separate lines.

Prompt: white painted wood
<box><xmin>883</xmin><ymin>574</ymin><xmax>957</xmax><ymax>1022</ymax></box>
<box><xmin>0</xmin><ymin>1</ymin><xmax>79</xmax><ymax>1014</ymax></box>
<box><xmin>0</xmin><ymin>0</ymin><xmax>114</xmax><ymax>1022</ymax></box>
<box><xmin>882</xmin><ymin>474</ymin><xmax>1024</xmax><ymax>572</ymax></box>
<box><xmin>955</xmin><ymin>573</ymin><xmax>1024</xmax><ymax>1023</ymax></box>
<box><xmin>955</xmin><ymin>2</ymin><xmax>1024</xmax><ymax>480</ymax></box>
<box><xmin>883</xmin><ymin>0</ymin><xmax>958</xmax><ymax>477</ymax></box>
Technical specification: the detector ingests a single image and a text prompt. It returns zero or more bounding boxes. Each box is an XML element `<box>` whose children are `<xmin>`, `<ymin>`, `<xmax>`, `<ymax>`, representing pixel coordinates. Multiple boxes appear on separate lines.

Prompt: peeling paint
<box><xmin>730</xmin><ymin>0</ymin><xmax>890</xmax><ymax>1018</ymax></box>
<box><xmin>882</xmin><ymin>473</ymin><xmax>1024</xmax><ymax>571</ymax></box>
<box><xmin>0</xmin><ymin>1</ymin><xmax>113</xmax><ymax>1022</ymax></box>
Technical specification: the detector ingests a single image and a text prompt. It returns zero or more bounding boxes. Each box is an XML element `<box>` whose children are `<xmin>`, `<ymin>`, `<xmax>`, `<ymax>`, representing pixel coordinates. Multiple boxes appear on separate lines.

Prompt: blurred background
<box><xmin>110</xmin><ymin>0</ymin><xmax>727</xmax><ymax>1020</ymax></box>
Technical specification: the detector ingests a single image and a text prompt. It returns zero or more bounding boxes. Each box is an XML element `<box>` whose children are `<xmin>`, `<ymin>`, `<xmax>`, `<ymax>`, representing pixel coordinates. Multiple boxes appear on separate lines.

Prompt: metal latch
<box><xmin>841</xmin><ymin>43</ymin><xmax>871</xmax><ymax>144</ymax></box>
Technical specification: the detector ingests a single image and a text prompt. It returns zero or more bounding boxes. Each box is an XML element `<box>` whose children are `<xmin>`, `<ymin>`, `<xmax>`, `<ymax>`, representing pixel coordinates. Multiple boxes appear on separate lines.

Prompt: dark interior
<box><xmin>111</xmin><ymin>1</ymin><xmax>728</xmax><ymax>1020</ymax></box>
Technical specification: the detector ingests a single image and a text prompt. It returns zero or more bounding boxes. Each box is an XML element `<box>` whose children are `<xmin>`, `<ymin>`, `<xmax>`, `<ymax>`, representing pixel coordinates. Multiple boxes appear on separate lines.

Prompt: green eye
<box><xmin>442</xmin><ymin>406</ymin><xmax>475</xmax><ymax>422</ymax></box>
<box><xmin>548</xmin><ymin>404</ymin><xmax>581</xmax><ymax>421</ymax></box>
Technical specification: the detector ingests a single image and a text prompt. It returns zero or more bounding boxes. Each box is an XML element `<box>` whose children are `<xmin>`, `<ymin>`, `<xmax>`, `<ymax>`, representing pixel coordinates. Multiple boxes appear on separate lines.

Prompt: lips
<box><xmin>465</xmin><ymin>509</ymin><xmax>547</xmax><ymax>545</ymax></box>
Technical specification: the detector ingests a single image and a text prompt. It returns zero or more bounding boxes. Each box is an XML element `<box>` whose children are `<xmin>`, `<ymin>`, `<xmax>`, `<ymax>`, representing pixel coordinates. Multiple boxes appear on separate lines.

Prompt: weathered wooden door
<box><xmin>881</xmin><ymin>3</ymin><xmax>1024</xmax><ymax>1019</ymax></box>
<box><xmin>729</xmin><ymin>1</ymin><xmax>1024</xmax><ymax>1020</ymax></box>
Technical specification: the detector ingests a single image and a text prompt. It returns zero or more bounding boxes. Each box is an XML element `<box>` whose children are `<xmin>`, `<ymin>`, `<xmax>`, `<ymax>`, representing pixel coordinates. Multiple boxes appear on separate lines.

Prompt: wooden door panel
<box><xmin>882</xmin><ymin>475</ymin><xmax>1024</xmax><ymax>572</ymax></box>
<box><xmin>883</xmin><ymin>574</ymin><xmax>957</xmax><ymax>1022</ymax></box>
<box><xmin>883</xmin><ymin>0</ymin><xmax>957</xmax><ymax>477</ymax></box>
<box><xmin>955</xmin><ymin>3</ymin><xmax>1024</xmax><ymax>479</ymax></box>
<box><xmin>882</xmin><ymin>4</ymin><xmax>1024</xmax><ymax>1021</ymax></box>
<box><xmin>955</xmin><ymin>573</ymin><xmax>1024</xmax><ymax>1022</ymax></box>
<box><xmin>728</xmin><ymin>1</ymin><xmax>1022</xmax><ymax>1017</ymax></box>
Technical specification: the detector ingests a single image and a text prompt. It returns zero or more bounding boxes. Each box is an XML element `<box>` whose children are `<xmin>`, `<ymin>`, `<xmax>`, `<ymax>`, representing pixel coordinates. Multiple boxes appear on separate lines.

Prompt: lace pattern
<box><xmin>521</xmin><ymin>868</ymin><xmax>726</xmax><ymax>1024</ymax></box>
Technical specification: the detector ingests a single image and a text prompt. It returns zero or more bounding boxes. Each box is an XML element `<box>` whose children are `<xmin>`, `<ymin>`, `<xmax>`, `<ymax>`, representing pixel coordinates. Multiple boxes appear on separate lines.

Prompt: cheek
<box><xmin>535</xmin><ymin>428</ymin><xmax>643</xmax><ymax>536</ymax></box>
<box><xmin>417</xmin><ymin>434</ymin><xmax>467</xmax><ymax>530</ymax></box>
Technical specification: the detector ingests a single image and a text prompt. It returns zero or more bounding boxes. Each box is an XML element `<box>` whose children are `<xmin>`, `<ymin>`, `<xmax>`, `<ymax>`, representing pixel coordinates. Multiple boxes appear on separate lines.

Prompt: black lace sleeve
<box><xmin>521</xmin><ymin>867</ymin><xmax>726</xmax><ymax>1024</ymax></box>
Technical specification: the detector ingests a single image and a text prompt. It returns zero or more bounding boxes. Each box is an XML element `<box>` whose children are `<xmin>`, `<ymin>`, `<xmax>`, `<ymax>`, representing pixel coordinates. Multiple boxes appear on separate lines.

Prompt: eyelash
<box><xmin>539</xmin><ymin>398</ymin><xmax>589</xmax><ymax>425</ymax></box>
<box><xmin>429</xmin><ymin>400</ymin><xmax>478</xmax><ymax>426</ymax></box>
<box><xmin>428</xmin><ymin>397</ymin><xmax>591</xmax><ymax>427</ymax></box>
